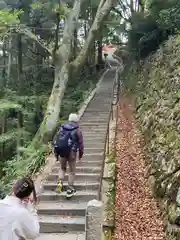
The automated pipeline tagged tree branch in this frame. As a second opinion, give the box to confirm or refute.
[56,0,84,62]
[19,28,52,56]
[72,0,118,72]
[119,0,131,19]
[112,7,131,22]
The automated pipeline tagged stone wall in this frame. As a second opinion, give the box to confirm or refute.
[127,35,180,238]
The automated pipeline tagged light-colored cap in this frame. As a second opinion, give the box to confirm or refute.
[68,113,79,122]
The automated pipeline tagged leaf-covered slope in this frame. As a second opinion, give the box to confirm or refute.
[127,35,180,238]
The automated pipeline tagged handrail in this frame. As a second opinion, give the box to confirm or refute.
[98,66,120,200]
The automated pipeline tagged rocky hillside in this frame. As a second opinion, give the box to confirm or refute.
[125,35,180,239]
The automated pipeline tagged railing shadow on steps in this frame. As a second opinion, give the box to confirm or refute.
[97,66,120,201]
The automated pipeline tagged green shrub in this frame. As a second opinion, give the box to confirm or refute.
[127,13,169,60]
[127,0,180,60]
[0,144,49,198]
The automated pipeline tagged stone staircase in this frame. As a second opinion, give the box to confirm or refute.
[37,69,116,240]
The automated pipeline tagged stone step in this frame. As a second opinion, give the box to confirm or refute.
[81,114,109,117]
[81,127,107,131]
[83,109,110,112]
[37,201,88,216]
[80,121,108,125]
[55,160,103,167]
[84,134,106,140]
[80,120,109,124]
[39,190,97,202]
[83,136,105,141]
[36,233,85,240]
[82,108,110,111]
[52,166,101,174]
[52,154,104,163]
[81,116,109,120]
[47,173,100,182]
[36,70,115,237]
[56,153,104,161]
[43,181,99,192]
[81,126,107,130]
[83,131,107,136]
[82,148,103,154]
[82,143,105,148]
[80,125,107,129]
[83,137,105,141]
[80,120,108,123]
[84,138,105,142]
[85,107,110,111]
[83,136,105,140]
[53,155,104,163]
[82,129,107,132]
[39,215,85,233]
[89,100,111,103]
[82,152,104,159]
[82,113,109,116]
[87,101,111,106]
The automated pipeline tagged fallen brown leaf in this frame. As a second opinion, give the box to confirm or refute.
[114,97,166,240]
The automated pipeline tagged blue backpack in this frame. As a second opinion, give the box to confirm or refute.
[54,125,77,158]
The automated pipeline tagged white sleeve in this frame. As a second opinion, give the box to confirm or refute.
[15,203,40,239]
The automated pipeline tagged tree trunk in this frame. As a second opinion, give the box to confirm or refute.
[33,62,70,144]
[72,0,117,74]
[2,44,6,81]
[32,0,117,145]
[1,112,7,160]
[53,11,60,61]
[33,0,83,144]
[97,29,103,66]
[17,111,23,158]
[73,29,78,59]
[17,34,23,93]
[84,20,87,39]
[7,38,12,88]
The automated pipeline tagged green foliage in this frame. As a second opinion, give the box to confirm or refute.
[53,3,71,16]
[0,9,23,25]
[0,9,23,35]
[31,1,70,16]
[146,0,178,17]
[0,144,49,198]
[0,130,19,144]
[158,5,180,31]
[106,151,116,163]
[0,100,22,113]
[127,12,168,60]
[127,0,180,60]
[30,2,43,9]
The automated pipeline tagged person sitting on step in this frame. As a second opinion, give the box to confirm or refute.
[53,113,84,198]
[0,177,40,240]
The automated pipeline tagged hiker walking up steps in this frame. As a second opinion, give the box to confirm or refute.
[53,113,84,199]
[0,177,39,240]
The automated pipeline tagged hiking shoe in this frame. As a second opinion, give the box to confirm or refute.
[56,181,63,193]
[66,186,76,199]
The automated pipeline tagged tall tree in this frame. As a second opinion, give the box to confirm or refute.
[29,0,118,144]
